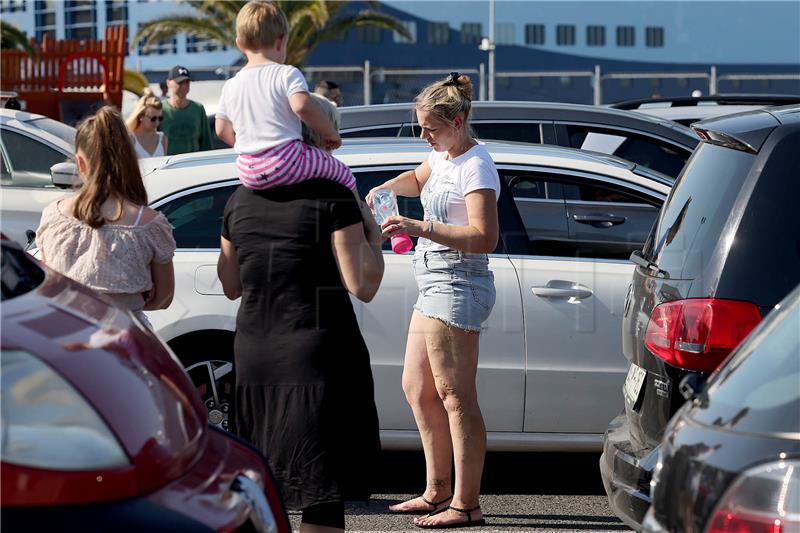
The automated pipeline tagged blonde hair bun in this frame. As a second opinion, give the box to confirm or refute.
[414,72,474,126]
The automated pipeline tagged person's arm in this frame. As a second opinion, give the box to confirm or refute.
[381,189,499,253]
[215,116,236,147]
[289,91,341,151]
[198,104,213,151]
[217,236,242,300]
[365,159,432,206]
[331,218,385,302]
[143,260,175,310]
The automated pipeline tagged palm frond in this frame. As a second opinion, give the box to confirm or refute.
[0,20,36,57]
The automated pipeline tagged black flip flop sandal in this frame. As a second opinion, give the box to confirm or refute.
[389,494,453,515]
[415,504,486,529]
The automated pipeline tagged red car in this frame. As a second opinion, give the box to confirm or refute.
[0,236,289,532]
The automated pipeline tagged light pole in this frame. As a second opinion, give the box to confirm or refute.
[479,0,495,101]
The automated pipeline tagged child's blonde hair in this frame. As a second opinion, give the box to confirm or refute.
[302,93,340,150]
[415,72,473,128]
[236,0,288,51]
[124,88,162,133]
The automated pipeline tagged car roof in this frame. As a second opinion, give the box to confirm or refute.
[339,100,697,147]
[0,109,75,153]
[692,104,800,153]
[611,94,800,110]
[143,138,671,202]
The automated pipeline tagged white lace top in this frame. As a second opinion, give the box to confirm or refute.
[36,200,176,313]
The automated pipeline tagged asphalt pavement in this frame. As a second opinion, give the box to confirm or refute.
[287,451,632,532]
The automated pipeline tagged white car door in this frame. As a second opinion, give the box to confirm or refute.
[499,166,664,434]
[352,167,526,436]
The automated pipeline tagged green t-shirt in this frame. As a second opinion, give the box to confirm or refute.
[161,99,212,155]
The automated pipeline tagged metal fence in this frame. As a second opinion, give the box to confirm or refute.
[184,62,800,106]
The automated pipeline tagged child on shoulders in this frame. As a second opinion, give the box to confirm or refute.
[215,1,355,191]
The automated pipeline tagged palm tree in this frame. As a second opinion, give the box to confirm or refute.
[133,1,411,66]
[0,20,36,56]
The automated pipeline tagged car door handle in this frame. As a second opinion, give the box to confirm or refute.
[572,214,627,228]
[532,281,593,301]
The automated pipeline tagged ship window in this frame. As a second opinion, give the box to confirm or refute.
[356,27,382,43]
[586,25,605,46]
[646,27,664,48]
[394,20,416,44]
[525,24,545,45]
[616,26,635,47]
[427,22,450,44]
[461,22,482,45]
[556,24,575,46]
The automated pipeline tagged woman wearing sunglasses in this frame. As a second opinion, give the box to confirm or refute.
[125,88,168,158]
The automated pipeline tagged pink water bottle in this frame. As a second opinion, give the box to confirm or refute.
[372,188,413,254]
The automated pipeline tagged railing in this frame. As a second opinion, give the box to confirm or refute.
[162,61,800,106]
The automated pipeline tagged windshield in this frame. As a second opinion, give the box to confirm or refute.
[27,117,76,148]
[691,289,800,436]
[1,245,45,301]
[642,143,753,278]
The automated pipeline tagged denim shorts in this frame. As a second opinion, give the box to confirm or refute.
[412,250,496,332]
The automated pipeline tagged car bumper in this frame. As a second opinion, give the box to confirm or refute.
[599,412,660,531]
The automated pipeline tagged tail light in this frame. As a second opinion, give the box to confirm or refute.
[644,298,761,372]
[706,460,799,533]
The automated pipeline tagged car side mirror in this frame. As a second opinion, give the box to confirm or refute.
[51,162,79,189]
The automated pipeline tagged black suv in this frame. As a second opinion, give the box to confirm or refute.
[600,105,800,530]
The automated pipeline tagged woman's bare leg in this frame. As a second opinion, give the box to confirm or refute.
[415,321,485,527]
[389,311,453,513]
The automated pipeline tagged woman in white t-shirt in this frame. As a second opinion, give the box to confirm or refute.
[367,73,499,529]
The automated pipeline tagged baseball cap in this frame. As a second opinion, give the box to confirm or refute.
[168,65,191,83]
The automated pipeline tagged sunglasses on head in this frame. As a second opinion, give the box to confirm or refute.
[146,116,163,123]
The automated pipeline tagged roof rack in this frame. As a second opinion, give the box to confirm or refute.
[610,94,800,110]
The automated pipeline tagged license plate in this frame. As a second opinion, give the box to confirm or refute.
[624,364,647,406]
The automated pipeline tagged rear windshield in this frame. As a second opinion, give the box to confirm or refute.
[1,245,45,301]
[643,143,754,279]
[690,291,800,436]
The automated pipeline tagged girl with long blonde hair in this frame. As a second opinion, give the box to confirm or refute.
[36,106,176,326]
[126,88,168,158]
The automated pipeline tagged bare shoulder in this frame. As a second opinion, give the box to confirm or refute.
[138,206,162,225]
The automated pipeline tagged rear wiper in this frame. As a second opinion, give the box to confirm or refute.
[630,250,669,278]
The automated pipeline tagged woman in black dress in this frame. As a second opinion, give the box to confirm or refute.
[217,179,385,531]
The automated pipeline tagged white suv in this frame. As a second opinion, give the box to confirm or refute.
[136,139,670,451]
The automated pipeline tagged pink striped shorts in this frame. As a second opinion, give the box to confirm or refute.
[236,139,356,190]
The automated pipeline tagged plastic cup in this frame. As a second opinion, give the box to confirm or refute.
[391,234,413,254]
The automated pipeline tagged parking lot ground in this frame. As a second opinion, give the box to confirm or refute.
[286,451,632,532]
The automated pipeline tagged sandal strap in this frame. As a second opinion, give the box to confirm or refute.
[421,494,453,507]
[448,504,481,524]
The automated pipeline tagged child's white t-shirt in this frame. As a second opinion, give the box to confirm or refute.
[216,63,308,155]
[416,144,501,253]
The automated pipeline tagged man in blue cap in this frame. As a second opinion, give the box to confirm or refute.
[161,65,212,155]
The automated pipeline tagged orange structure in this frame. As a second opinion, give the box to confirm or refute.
[1,26,126,123]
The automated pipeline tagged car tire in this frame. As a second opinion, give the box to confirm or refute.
[169,331,235,432]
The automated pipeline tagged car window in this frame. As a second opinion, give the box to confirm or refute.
[564,181,661,260]
[563,125,689,178]
[341,127,403,138]
[504,170,661,259]
[644,143,753,278]
[158,185,236,248]
[0,129,69,184]
[27,117,76,147]
[473,122,542,144]
[690,291,800,435]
